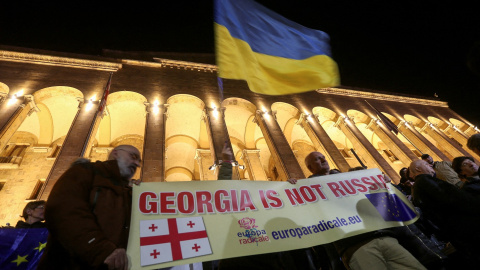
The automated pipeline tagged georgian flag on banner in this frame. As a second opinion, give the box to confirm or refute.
[139,217,212,266]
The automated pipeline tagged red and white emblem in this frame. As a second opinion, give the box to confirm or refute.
[139,217,212,266]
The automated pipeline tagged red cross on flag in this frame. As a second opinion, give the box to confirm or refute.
[139,217,212,267]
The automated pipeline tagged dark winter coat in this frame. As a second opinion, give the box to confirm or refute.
[217,162,233,180]
[37,159,132,270]
[413,173,480,257]
[15,220,46,228]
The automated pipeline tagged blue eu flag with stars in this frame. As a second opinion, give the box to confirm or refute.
[0,228,48,270]
[365,192,417,222]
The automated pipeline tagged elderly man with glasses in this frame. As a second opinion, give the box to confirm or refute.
[38,145,141,270]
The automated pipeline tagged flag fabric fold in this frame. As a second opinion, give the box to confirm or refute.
[365,192,417,222]
[214,0,340,95]
[98,72,113,114]
[365,100,399,135]
[0,228,49,270]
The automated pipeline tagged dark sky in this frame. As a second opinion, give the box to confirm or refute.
[2,1,480,124]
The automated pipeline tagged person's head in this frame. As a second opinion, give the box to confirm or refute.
[452,156,479,178]
[405,167,415,181]
[421,154,434,165]
[400,177,414,188]
[109,145,141,181]
[399,167,408,178]
[305,152,330,176]
[329,169,341,174]
[21,200,46,224]
[467,134,480,156]
[409,159,435,179]
[348,166,365,172]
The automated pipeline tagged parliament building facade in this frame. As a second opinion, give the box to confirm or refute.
[0,46,478,225]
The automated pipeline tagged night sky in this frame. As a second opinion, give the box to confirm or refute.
[1,1,480,124]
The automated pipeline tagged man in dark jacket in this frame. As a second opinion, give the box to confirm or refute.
[409,159,480,260]
[38,145,141,270]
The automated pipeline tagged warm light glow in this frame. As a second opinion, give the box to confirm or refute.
[8,89,24,104]
[304,110,312,120]
[90,95,97,102]
[212,106,219,119]
[15,89,24,97]
[152,100,160,114]
[7,98,17,105]
[262,108,270,119]
[86,102,94,111]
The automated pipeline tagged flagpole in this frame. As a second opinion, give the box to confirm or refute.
[98,72,113,117]
[350,148,367,169]
[364,100,423,155]
[80,72,113,157]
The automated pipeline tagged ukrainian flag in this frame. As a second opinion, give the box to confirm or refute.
[214,0,340,96]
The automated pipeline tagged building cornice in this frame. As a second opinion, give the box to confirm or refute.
[317,87,448,107]
[122,59,163,68]
[0,50,121,71]
[153,58,217,73]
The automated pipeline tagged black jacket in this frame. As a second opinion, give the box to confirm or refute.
[15,220,46,228]
[413,174,480,256]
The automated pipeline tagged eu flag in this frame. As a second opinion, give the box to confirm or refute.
[365,192,417,222]
[0,228,48,270]
[214,0,340,95]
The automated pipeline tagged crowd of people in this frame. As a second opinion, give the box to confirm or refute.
[4,134,480,269]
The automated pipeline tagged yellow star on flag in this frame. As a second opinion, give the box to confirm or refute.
[11,254,28,266]
[34,242,47,252]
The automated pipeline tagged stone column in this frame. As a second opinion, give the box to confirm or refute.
[194,149,217,180]
[0,95,39,153]
[443,125,480,161]
[421,123,466,160]
[463,126,478,138]
[298,113,350,172]
[397,121,448,161]
[204,106,240,180]
[337,117,399,182]
[141,103,166,182]
[367,119,418,166]
[255,110,305,181]
[39,98,100,199]
[241,149,268,180]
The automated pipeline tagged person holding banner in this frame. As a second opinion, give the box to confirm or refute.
[218,142,234,180]
[292,152,426,270]
[38,145,141,270]
[218,144,314,269]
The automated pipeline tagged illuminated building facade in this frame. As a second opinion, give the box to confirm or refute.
[1,46,478,225]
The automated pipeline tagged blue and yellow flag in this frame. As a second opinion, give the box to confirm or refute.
[214,0,340,95]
